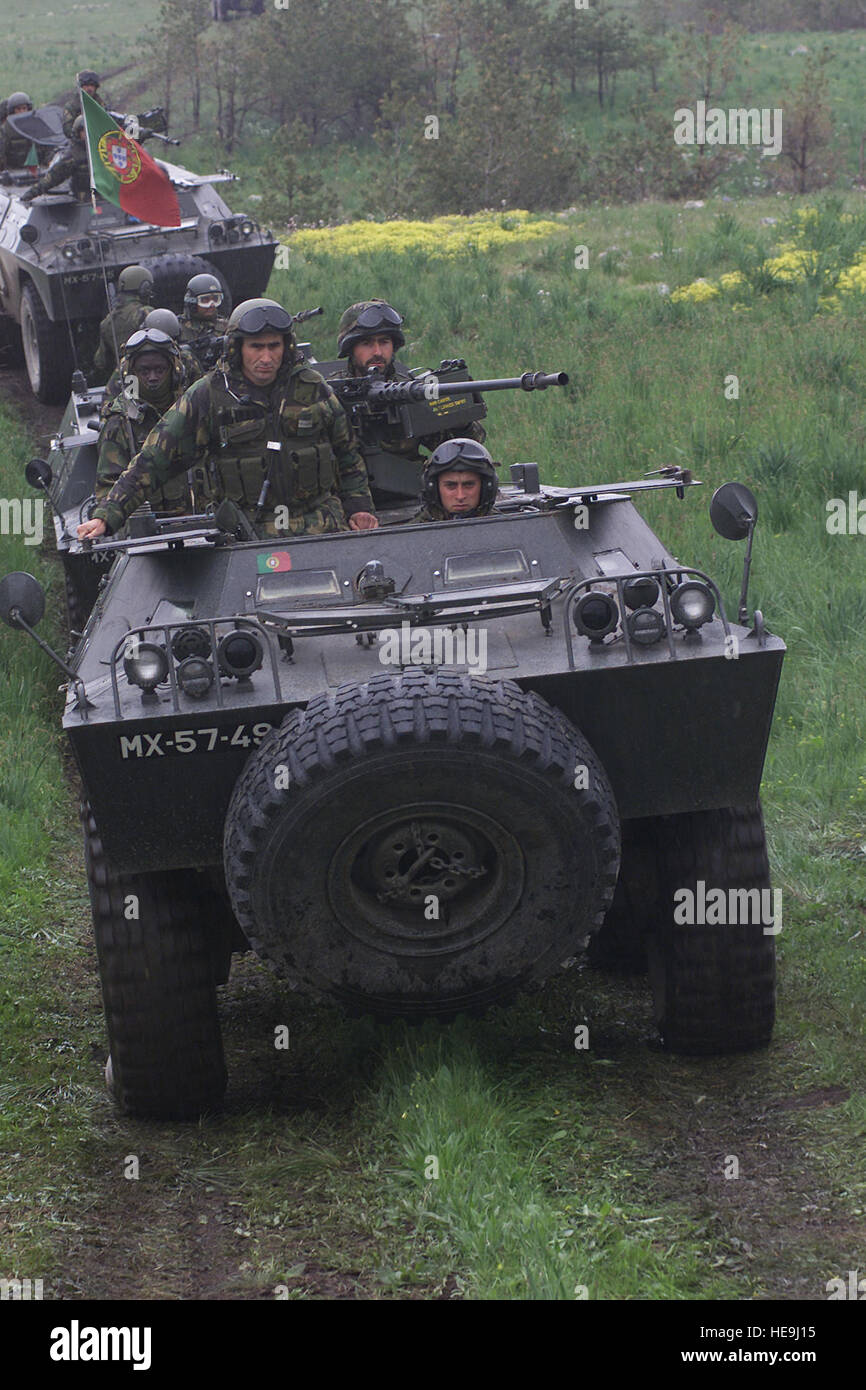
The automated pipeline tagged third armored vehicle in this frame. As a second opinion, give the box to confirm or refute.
[2,452,784,1119]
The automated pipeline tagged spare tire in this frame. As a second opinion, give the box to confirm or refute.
[224,670,620,1017]
[138,252,232,317]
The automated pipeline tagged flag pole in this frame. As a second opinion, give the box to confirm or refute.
[81,90,132,433]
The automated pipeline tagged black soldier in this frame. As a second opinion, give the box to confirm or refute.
[413,439,499,522]
[20,114,90,201]
[77,298,379,542]
[325,299,487,503]
[95,328,195,519]
[0,93,41,172]
[101,308,202,410]
[62,71,105,139]
[91,266,154,380]
[179,273,229,371]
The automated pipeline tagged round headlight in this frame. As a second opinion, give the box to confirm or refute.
[241,221,254,237]
[670,580,715,630]
[218,629,263,679]
[626,607,666,646]
[624,575,660,611]
[123,641,168,691]
[172,626,211,662]
[574,590,618,641]
[176,655,214,699]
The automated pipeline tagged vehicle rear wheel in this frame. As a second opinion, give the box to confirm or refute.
[224,671,620,1017]
[83,802,228,1119]
[20,283,73,403]
[647,803,776,1054]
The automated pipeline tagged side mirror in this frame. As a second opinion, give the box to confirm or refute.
[19,223,38,245]
[25,457,53,491]
[710,481,758,541]
[0,571,45,629]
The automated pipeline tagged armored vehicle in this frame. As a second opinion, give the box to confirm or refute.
[1,463,784,1120]
[0,138,277,403]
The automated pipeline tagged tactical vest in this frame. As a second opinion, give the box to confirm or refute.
[206,366,338,514]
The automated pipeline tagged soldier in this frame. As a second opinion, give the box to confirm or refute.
[62,70,105,139]
[94,328,195,519]
[91,265,154,380]
[102,309,201,409]
[77,297,378,543]
[0,93,39,172]
[20,114,90,201]
[179,273,229,371]
[413,439,499,522]
[326,299,487,498]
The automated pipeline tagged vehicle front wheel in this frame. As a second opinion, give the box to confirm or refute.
[224,671,620,1017]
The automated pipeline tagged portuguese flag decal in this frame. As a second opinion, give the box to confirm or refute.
[257,552,292,574]
[80,89,180,227]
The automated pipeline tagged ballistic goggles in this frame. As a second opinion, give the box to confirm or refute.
[124,328,175,353]
[354,303,403,332]
[234,304,294,334]
[429,439,491,469]
[196,292,223,309]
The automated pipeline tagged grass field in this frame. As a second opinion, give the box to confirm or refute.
[1,188,864,1302]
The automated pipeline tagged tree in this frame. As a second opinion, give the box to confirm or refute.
[779,49,836,193]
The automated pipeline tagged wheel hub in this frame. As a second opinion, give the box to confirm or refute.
[371,819,486,906]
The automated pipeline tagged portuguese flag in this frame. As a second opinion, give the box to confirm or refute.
[80,89,180,227]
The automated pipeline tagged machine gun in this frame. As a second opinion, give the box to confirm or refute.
[328,364,569,442]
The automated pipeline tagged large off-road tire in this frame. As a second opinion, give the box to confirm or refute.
[224,671,620,1017]
[83,803,228,1119]
[138,253,232,317]
[20,282,73,403]
[0,311,24,367]
[588,817,657,974]
[647,803,776,1054]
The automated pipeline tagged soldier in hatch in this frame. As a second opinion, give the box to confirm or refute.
[325,299,487,505]
[20,113,89,200]
[91,265,154,380]
[179,273,230,371]
[77,297,378,542]
[94,328,195,518]
[62,70,106,139]
[413,439,499,522]
[101,309,201,410]
[0,93,42,172]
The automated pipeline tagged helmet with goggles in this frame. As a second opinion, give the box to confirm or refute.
[337,300,405,358]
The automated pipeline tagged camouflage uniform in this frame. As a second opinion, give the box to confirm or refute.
[62,90,106,139]
[92,297,150,379]
[92,325,375,540]
[20,135,89,199]
[95,336,192,515]
[179,313,230,372]
[0,122,36,172]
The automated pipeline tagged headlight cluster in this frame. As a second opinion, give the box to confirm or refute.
[122,624,264,699]
[208,215,257,245]
[60,236,110,263]
[573,575,716,649]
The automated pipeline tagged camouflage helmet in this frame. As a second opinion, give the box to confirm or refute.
[422,438,498,514]
[144,308,181,339]
[6,93,33,112]
[184,272,224,313]
[117,265,154,300]
[227,298,293,335]
[77,70,100,88]
[337,299,405,358]
[118,327,184,396]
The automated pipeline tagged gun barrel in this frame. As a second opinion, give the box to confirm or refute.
[291,306,324,324]
[359,370,569,404]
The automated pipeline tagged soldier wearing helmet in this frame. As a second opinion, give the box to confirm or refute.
[102,309,202,408]
[91,266,155,379]
[62,71,106,139]
[78,298,378,542]
[0,93,41,172]
[94,328,194,519]
[20,113,90,201]
[179,273,229,371]
[325,298,486,507]
[414,440,499,521]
